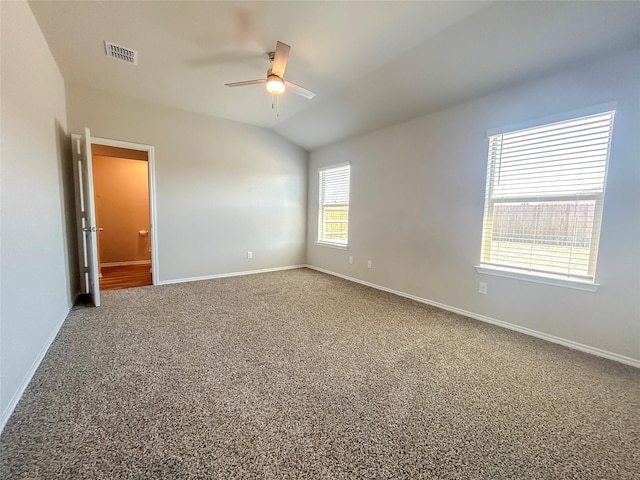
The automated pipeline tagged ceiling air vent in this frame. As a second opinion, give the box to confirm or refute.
[104,41,138,65]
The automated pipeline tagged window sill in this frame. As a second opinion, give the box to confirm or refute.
[474,265,599,292]
[315,241,349,251]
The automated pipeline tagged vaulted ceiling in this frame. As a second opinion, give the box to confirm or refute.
[29,1,640,151]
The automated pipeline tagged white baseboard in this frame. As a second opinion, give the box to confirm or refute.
[157,264,306,286]
[101,260,151,267]
[306,265,640,369]
[0,306,70,434]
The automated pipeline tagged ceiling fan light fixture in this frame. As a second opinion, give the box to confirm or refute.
[266,74,285,95]
[226,42,316,104]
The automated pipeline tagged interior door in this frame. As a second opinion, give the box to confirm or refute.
[72,128,101,306]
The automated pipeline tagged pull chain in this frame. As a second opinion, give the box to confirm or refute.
[270,95,280,117]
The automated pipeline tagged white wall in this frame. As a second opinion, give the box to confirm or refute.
[1,0,75,425]
[307,48,640,363]
[66,85,308,282]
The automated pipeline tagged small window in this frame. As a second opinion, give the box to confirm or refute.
[318,163,350,247]
[479,110,615,285]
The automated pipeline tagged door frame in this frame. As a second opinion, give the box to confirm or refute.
[88,136,159,286]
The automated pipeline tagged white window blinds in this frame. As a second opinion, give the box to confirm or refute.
[480,110,615,282]
[318,163,350,246]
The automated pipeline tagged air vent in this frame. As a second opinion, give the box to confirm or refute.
[104,41,137,65]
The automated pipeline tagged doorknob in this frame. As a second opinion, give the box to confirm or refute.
[83,227,104,232]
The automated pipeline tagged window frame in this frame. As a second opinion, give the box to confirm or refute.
[475,105,616,291]
[316,162,351,249]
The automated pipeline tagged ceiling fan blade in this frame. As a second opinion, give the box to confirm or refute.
[284,80,316,99]
[225,79,266,87]
[271,41,290,78]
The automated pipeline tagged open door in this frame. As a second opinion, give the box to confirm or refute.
[71,128,102,306]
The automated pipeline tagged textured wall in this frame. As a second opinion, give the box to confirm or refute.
[1,0,74,422]
[307,48,640,362]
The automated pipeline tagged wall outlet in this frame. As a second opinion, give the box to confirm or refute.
[247,251,253,259]
[367,260,372,269]
[349,256,353,264]
[478,281,487,295]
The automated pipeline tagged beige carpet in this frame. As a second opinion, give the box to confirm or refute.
[1,268,638,479]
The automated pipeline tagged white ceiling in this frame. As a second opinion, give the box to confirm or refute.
[29,1,640,151]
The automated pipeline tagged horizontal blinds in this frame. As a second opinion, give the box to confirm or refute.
[319,165,350,204]
[490,113,613,197]
[481,111,614,281]
[318,164,350,244]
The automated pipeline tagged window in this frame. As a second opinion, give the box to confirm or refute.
[478,110,615,287]
[318,163,350,247]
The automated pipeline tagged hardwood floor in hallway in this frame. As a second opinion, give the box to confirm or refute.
[99,264,152,290]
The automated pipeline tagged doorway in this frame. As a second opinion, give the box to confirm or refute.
[91,144,152,290]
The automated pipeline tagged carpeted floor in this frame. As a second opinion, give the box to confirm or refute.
[1,268,638,479]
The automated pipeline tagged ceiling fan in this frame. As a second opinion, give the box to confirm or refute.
[225,41,316,100]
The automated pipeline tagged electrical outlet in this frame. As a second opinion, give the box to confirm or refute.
[367,260,372,269]
[478,282,487,295]
[247,251,253,259]
[349,256,353,264]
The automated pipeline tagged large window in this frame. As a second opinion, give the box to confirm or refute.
[478,110,615,287]
[318,163,350,247]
